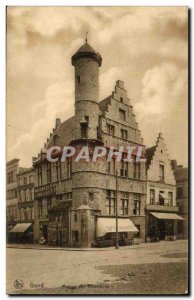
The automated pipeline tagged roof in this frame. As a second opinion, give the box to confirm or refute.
[145,146,156,170]
[72,42,102,66]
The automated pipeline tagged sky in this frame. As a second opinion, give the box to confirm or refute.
[7,6,188,167]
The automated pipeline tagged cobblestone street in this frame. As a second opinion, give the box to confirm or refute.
[7,240,188,294]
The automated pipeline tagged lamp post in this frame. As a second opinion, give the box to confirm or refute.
[115,169,119,249]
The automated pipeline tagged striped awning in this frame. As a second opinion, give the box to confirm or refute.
[9,223,32,233]
[150,212,184,220]
[96,217,138,237]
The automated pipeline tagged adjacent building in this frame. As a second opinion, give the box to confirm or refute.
[7,159,21,231]
[15,167,35,242]
[33,41,147,247]
[145,134,183,241]
[172,162,188,239]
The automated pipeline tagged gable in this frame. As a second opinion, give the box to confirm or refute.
[147,134,175,185]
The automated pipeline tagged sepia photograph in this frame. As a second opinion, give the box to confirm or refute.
[6,6,188,295]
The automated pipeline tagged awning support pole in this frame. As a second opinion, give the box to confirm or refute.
[115,169,119,249]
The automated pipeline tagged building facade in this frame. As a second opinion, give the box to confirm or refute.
[33,41,147,247]
[145,134,183,241]
[6,159,21,231]
[172,162,188,239]
[16,167,35,242]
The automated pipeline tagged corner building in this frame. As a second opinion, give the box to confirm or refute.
[33,41,147,247]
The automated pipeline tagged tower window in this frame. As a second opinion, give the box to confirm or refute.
[120,97,123,103]
[81,123,88,138]
[77,76,80,84]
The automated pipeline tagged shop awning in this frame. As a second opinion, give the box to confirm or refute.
[9,223,32,233]
[159,193,165,199]
[150,212,184,220]
[96,217,138,237]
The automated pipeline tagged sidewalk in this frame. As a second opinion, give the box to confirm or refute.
[7,239,187,251]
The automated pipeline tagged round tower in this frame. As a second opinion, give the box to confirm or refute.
[71,40,102,140]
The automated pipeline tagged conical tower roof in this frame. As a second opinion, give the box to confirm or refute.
[72,41,102,66]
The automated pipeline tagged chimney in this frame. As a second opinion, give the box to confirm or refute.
[116,80,124,89]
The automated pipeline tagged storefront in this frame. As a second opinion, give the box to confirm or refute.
[147,212,184,241]
[9,223,33,243]
[95,217,139,247]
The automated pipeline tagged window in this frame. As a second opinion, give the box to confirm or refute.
[47,198,52,212]
[119,109,126,121]
[106,159,115,174]
[37,166,42,186]
[77,76,80,84]
[57,194,63,201]
[29,175,33,184]
[150,189,155,204]
[56,161,61,181]
[120,193,129,215]
[89,192,94,201]
[38,201,42,218]
[47,163,51,183]
[133,194,141,215]
[81,123,88,138]
[159,163,164,182]
[66,192,72,200]
[106,190,116,215]
[159,191,165,205]
[24,177,27,185]
[120,160,128,177]
[107,124,115,136]
[120,97,123,103]
[67,158,72,178]
[72,231,78,242]
[121,129,128,140]
[7,171,14,183]
[177,187,183,199]
[74,213,78,222]
[168,192,173,206]
[133,162,140,179]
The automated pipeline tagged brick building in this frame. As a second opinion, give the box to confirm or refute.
[33,41,147,247]
[145,134,183,241]
[172,162,188,239]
